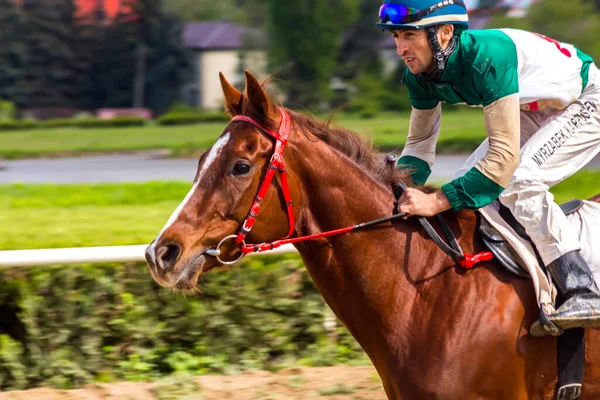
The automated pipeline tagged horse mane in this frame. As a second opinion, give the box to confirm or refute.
[290,111,416,188]
[246,75,416,190]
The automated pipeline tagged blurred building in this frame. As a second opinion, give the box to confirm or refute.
[182,21,267,110]
[182,21,405,110]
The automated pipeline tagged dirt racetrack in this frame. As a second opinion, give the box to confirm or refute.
[0,366,387,400]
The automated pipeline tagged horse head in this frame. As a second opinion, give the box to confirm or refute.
[145,71,305,290]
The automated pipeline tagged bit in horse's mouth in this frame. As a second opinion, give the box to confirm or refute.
[149,247,225,290]
[172,252,209,289]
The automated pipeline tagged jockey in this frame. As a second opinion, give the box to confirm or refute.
[377,0,600,335]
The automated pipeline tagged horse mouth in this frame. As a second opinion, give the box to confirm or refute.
[150,251,210,290]
[175,253,208,290]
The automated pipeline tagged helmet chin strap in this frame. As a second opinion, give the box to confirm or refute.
[420,26,458,82]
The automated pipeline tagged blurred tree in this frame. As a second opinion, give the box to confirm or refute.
[164,0,240,22]
[268,0,359,110]
[489,0,600,61]
[235,0,269,28]
[141,13,191,112]
[332,0,386,111]
[72,20,104,110]
[5,0,104,111]
[91,0,190,113]
[335,0,383,81]
[134,0,190,113]
[0,0,27,106]
[0,0,103,110]
[60,0,106,111]
[164,0,267,28]
[90,10,138,109]
[16,0,82,108]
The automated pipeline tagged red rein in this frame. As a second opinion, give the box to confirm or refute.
[228,108,494,269]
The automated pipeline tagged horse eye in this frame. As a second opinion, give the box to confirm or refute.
[232,161,251,176]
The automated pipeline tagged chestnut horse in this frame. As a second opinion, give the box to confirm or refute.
[145,71,600,399]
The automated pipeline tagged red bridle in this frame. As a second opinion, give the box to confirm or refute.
[231,108,295,245]
[213,107,493,269]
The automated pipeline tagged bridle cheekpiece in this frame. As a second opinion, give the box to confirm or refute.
[212,108,295,264]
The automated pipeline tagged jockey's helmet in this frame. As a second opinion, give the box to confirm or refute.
[376,0,469,80]
[376,0,469,33]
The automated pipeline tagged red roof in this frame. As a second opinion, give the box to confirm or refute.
[75,0,134,20]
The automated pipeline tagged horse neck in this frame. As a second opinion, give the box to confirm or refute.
[287,137,429,348]
[284,134,513,384]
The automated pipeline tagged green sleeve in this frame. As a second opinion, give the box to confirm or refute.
[397,155,431,186]
[467,32,519,106]
[402,69,439,110]
[441,167,504,210]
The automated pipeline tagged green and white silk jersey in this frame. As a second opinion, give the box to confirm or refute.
[398,28,594,210]
[405,29,593,110]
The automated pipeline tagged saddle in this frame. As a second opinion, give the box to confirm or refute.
[391,179,585,400]
[479,199,584,279]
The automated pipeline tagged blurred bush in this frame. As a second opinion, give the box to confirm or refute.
[71,116,147,128]
[348,74,384,119]
[0,120,39,130]
[165,103,196,113]
[0,117,147,131]
[156,111,230,126]
[41,118,79,128]
[0,256,367,390]
[344,66,412,119]
[0,101,16,121]
[379,85,411,113]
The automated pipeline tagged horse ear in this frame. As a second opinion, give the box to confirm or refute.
[244,70,275,119]
[219,72,243,116]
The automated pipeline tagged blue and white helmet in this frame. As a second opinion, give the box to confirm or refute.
[376,0,469,32]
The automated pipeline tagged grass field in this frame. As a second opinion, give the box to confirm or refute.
[0,109,486,159]
[0,182,189,250]
[2,171,599,250]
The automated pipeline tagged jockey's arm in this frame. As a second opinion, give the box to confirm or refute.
[398,103,442,185]
[397,31,521,216]
[441,94,521,210]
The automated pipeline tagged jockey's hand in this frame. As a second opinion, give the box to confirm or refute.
[396,188,452,218]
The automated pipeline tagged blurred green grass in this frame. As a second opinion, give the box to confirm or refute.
[0,109,486,159]
[0,182,190,250]
[1,171,598,250]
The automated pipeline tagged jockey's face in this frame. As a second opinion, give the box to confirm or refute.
[391,24,454,75]
[392,28,433,75]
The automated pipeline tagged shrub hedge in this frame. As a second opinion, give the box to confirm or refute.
[71,116,147,128]
[0,255,367,390]
[0,117,147,131]
[0,112,230,131]
[0,120,39,131]
[156,111,230,126]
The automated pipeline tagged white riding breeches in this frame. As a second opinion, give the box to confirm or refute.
[454,64,600,266]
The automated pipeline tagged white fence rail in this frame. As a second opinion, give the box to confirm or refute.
[0,244,297,267]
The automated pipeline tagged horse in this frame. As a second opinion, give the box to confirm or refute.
[144,70,600,399]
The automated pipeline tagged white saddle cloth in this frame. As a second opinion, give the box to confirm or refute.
[479,200,600,308]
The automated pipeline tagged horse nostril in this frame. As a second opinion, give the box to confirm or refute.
[145,244,157,269]
[156,243,182,270]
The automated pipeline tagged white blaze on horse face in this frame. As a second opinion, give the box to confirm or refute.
[148,133,231,265]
